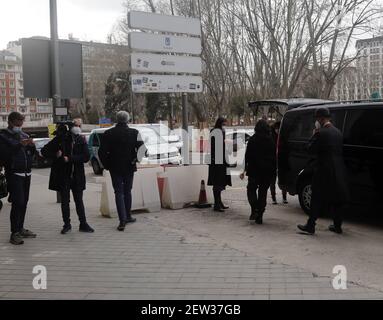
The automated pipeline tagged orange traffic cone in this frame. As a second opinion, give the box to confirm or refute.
[195,180,212,208]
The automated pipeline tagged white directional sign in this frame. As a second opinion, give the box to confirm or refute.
[131,75,203,93]
[128,11,201,36]
[129,32,202,55]
[130,53,202,74]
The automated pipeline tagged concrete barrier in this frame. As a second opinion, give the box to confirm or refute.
[160,165,213,209]
[100,166,163,218]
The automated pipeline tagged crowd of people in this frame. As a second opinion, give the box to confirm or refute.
[0,107,349,245]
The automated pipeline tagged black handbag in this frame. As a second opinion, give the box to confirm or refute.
[0,170,7,199]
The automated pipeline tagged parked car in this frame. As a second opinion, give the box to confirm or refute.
[32,138,52,168]
[136,123,183,152]
[88,126,182,175]
[277,101,383,215]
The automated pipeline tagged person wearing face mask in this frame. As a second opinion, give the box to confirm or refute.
[270,121,288,205]
[0,112,36,245]
[298,108,350,235]
[41,120,94,234]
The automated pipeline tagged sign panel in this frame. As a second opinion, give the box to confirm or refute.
[131,75,203,93]
[22,38,83,99]
[130,53,202,74]
[129,32,202,55]
[128,11,201,36]
[99,117,112,128]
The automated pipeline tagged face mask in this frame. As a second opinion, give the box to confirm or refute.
[12,126,22,133]
[315,121,321,130]
[71,127,82,135]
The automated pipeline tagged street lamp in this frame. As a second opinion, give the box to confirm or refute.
[115,78,134,123]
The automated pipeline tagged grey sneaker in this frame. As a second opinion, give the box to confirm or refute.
[10,233,24,245]
[20,228,37,238]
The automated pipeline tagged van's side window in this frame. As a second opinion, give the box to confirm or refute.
[93,134,100,147]
[289,112,314,140]
[344,109,383,147]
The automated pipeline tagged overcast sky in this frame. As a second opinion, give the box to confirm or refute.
[0,0,126,50]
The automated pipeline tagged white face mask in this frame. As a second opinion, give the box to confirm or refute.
[71,126,82,135]
[315,121,321,130]
[12,126,22,133]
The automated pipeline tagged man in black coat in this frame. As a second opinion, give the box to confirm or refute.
[0,112,37,245]
[98,111,145,231]
[208,117,232,212]
[298,108,350,235]
[240,120,276,224]
[41,121,94,234]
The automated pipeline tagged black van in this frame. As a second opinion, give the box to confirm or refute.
[278,101,383,214]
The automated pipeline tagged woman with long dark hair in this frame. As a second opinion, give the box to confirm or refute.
[240,119,276,224]
[208,117,232,212]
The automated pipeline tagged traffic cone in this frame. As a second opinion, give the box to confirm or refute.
[195,180,212,208]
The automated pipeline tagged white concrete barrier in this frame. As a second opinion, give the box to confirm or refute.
[161,165,213,209]
[100,166,163,218]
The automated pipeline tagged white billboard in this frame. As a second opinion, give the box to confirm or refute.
[128,11,201,36]
[131,75,203,93]
[131,53,202,74]
[129,32,202,55]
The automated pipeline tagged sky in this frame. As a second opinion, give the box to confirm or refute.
[0,0,127,50]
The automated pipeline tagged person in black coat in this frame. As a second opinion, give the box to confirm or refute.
[41,121,94,235]
[240,120,276,224]
[270,121,288,204]
[0,112,37,245]
[298,108,350,235]
[98,111,145,231]
[208,117,232,212]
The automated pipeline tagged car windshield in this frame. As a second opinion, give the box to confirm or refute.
[34,139,50,149]
[135,127,166,145]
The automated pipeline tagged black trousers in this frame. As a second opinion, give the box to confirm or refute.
[213,185,225,208]
[308,191,345,228]
[247,177,269,216]
[270,174,287,201]
[60,183,87,225]
[7,174,31,234]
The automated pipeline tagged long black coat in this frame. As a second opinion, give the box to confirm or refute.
[244,132,276,184]
[308,124,350,205]
[207,128,232,187]
[98,123,145,175]
[41,133,90,191]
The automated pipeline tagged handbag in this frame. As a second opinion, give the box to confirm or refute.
[0,169,7,199]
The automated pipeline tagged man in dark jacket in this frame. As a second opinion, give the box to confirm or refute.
[0,112,36,245]
[298,108,350,235]
[208,117,232,212]
[41,121,94,234]
[98,111,145,231]
[240,120,276,224]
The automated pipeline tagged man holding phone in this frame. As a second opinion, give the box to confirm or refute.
[0,112,36,245]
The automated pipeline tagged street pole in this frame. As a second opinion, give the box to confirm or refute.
[181,92,189,165]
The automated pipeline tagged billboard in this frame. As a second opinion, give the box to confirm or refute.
[128,11,201,36]
[130,53,202,74]
[21,38,83,99]
[129,32,202,55]
[131,75,203,93]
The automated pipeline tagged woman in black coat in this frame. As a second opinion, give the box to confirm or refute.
[41,123,94,234]
[240,120,276,224]
[208,117,232,212]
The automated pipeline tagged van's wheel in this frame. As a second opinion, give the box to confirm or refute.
[91,159,103,175]
[298,181,312,216]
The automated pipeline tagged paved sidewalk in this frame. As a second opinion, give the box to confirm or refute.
[0,173,382,300]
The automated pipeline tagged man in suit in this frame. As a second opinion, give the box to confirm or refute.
[0,112,36,245]
[298,108,350,235]
[98,111,145,231]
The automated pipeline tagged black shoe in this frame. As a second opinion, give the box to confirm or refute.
[249,211,257,221]
[220,203,229,210]
[214,207,224,212]
[10,233,24,245]
[272,200,278,205]
[20,228,37,238]
[255,216,263,224]
[79,223,95,233]
[329,225,343,234]
[125,217,137,224]
[283,200,288,204]
[61,224,72,234]
[117,221,126,231]
[297,224,315,235]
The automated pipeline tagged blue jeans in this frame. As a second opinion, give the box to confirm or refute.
[110,172,134,223]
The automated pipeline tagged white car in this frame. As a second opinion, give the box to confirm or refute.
[88,125,182,175]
